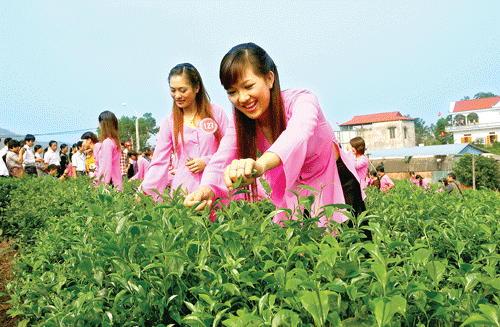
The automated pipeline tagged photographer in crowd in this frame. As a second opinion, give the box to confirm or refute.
[5,139,26,177]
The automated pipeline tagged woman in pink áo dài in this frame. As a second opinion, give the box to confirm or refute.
[130,148,153,181]
[94,111,123,190]
[346,137,369,192]
[184,43,366,229]
[139,63,229,199]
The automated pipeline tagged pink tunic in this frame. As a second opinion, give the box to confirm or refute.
[95,138,123,190]
[419,178,430,189]
[130,156,150,180]
[347,152,369,190]
[140,104,229,197]
[380,174,395,191]
[201,89,364,227]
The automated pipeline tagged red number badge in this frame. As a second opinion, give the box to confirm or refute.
[200,118,217,134]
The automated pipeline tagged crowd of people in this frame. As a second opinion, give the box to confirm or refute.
[1,42,464,231]
[0,134,155,184]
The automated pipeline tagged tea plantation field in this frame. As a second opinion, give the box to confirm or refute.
[1,177,500,326]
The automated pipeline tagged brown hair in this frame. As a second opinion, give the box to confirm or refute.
[98,111,120,150]
[349,137,366,155]
[169,63,221,152]
[81,131,99,144]
[220,43,287,199]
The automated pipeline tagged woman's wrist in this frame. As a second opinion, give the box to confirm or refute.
[199,186,215,199]
[255,152,281,176]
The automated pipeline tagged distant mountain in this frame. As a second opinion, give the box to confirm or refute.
[0,127,22,138]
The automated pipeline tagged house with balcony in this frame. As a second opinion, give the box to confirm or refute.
[336,111,416,150]
[446,97,500,144]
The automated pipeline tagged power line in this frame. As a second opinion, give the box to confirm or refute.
[0,128,97,138]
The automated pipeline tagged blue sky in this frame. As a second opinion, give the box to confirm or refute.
[1,0,499,144]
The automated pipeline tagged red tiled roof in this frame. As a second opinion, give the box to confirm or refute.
[340,111,414,126]
[452,97,500,113]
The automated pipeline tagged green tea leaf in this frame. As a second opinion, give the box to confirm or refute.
[300,290,329,326]
[426,260,447,286]
[373,297,397,327]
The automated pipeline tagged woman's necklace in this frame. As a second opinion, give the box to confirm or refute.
[185,110,198,125]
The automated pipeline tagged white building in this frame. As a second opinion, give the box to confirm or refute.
[336,111,416,150]
[447,97,500,144]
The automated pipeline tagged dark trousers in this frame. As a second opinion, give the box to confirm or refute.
[336,158,372,240]
[336,158,366,218]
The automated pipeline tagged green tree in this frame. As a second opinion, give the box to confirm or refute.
[460,92,498,100]
[432,117,452,144]
[98,113,159,150]
[474,92,498,99]
[406,116,433,145]
[470,141,500,156]
[452,153,500,190]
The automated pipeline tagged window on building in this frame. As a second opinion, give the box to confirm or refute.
[403,127,407,139]
[388,127,396,139]
[461,134,472,143]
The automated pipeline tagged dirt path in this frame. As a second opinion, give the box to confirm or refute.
[0,241,19,327]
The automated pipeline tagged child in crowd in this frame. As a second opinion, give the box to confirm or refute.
[34,145,45,177]
[81,131,101,171]
[46,164,68,180]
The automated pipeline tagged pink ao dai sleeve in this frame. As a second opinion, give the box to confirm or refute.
[95,138,123,190]
[93,142,101,170]
[346,152,369,190]
[140,104,229,198]
[201,89,365,227]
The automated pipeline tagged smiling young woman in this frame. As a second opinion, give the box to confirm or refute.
[185,43,366,229]
[139,63,229,199]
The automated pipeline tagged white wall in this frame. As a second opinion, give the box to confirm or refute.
[336,120,415,150]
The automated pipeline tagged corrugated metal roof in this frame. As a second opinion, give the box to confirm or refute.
[340,111,414,126]
[366,143,488,159]
[451,97,500,113]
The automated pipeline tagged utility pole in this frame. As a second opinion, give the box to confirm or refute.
[472,154,476,190]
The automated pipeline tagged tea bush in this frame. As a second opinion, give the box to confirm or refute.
[2,178,500,326]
